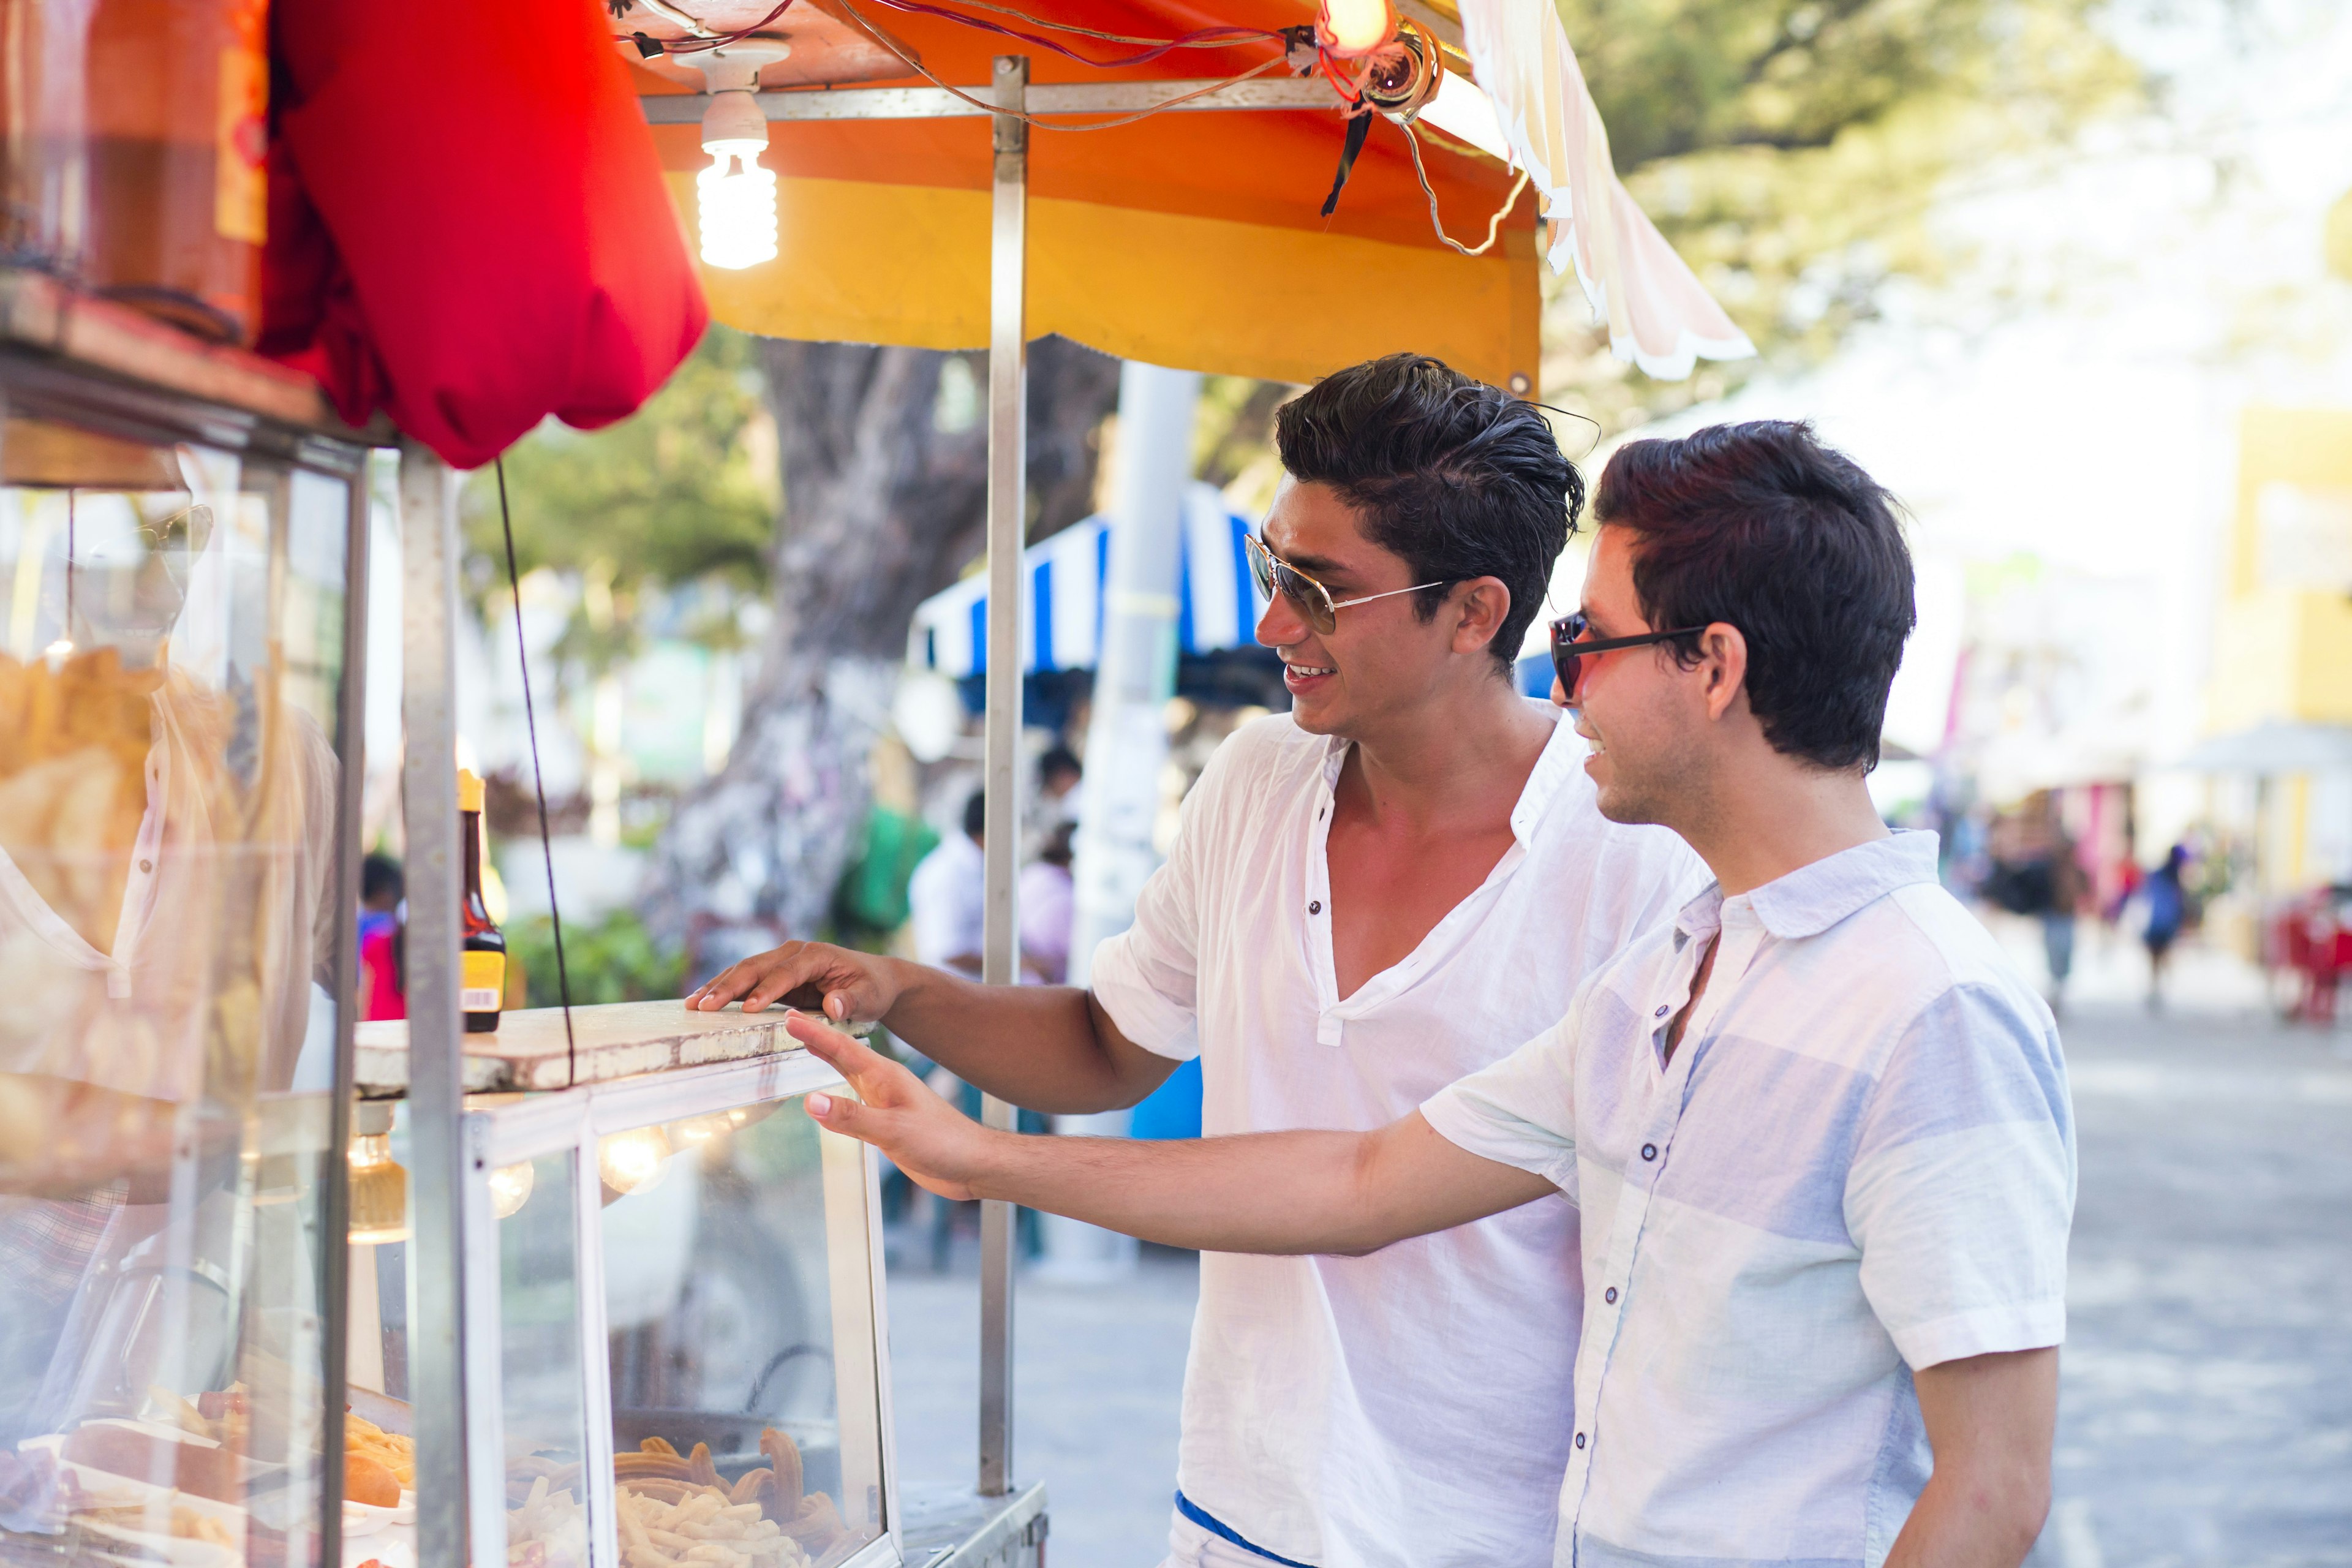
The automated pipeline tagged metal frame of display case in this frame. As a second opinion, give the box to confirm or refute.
[0,266,382,1568]
[452,1052,905,1568]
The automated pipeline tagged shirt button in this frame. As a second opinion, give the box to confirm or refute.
[1308,900,1322,915]
[1574,1433,1586,1449]
[1653,1005,1669,1019]
[1642,1144,1657,1161]
[1604,1287,1617,1304]
[138,859,153,873]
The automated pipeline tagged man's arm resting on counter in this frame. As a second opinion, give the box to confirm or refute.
[790,1014,1557,1256]
[1885,1347,2059,1568]
[686,940,1177,1114]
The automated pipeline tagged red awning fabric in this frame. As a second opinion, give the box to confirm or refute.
[262,0,709,469]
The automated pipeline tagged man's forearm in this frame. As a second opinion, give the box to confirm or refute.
[1882,1466,2048,1568]
[957,1114,1556,1256]
[962,1124,1399,1254]
[879,960,1169,1114]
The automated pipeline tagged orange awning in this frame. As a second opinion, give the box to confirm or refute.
[631,0,1541,388]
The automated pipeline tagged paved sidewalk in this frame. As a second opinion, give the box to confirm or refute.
[2029,1002,2352,1568]
[884,1242,1199,1566]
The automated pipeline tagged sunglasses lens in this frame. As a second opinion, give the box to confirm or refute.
[1246,537,1276,599]
[1551,616,1585,703]
[1251,538,1336,634]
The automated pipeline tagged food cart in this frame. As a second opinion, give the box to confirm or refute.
[0,3,1746,1566]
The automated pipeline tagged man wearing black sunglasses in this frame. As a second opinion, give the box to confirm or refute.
[688,354,1702,1568]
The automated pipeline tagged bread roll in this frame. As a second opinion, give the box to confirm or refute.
[344,1453,401,1508]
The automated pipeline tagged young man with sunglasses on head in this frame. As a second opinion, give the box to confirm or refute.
[783,421,2076,1568]
[687,353,1704,1568]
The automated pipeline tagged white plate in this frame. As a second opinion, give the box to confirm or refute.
[344,1490,417,1534]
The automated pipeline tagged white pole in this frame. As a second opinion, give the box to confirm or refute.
[1038,360,1201,1282]
[977,52,1027,1500]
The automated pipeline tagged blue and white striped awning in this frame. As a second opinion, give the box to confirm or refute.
[909,483,1269,677]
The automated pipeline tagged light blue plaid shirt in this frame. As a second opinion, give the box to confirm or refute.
[1423,831,2075,1568]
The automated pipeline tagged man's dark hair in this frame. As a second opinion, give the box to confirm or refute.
[1275,353,1582,673]
[1038,746,1081,785]
[962,789,987,840]
[361,853,403,905]
[1594,420,1914,771]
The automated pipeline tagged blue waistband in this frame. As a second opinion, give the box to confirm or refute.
[1174,1491,1318,1568]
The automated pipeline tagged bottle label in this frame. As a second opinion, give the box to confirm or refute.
[214,0,270,244]
[462,951,507,1014]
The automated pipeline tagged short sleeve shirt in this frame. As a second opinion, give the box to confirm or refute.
[1422,831,2076,1568]
[1090,708,1708,1568]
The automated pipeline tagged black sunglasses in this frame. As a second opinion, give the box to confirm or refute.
[1549,613,1712,703]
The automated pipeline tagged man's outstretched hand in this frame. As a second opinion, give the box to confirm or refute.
[687,941,898,1022]
[789,1012,997,1201]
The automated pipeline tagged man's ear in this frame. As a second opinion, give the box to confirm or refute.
[1451,576,1513,657]
[1697,623,1749,722]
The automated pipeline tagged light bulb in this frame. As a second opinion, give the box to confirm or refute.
[347,1129,410,1245]
[698,145,778,270]
[598,1127,673,1196]
[489,1160,536,1219]
[667,1112,736,1152]
[1318,0,1395,55]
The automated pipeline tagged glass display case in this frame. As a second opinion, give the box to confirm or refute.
[0,271,1041,1568]
[455,1052,895,1568]
[0,275,369,1567]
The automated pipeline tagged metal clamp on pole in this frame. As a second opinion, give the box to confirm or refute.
[978,51,1028,1502]
[398,440,475,1566]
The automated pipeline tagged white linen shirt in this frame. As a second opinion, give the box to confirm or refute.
[1091,707,1705,1568]
[1422,832,2076,1568]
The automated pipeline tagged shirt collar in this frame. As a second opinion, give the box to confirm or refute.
[1318,701,1577,848]
[1676,830,1942,943]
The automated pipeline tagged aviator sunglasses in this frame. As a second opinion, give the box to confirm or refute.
[1549,612,1712,704]
[1243,532,1448,636]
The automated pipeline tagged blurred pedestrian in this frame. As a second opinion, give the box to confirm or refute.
[360,853,402,943]
[908,790,987,979]
[2041,829,2086,1017]
[2143,842,2190,1011]
[1019,820,1077,984]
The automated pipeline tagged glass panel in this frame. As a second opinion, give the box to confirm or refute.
[499,1152,589,1568]
[601,1095,884,1568]
[0,402,356,1568]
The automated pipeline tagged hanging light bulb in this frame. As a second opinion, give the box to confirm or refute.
[488,1160,536,1219]
[1318,0,1396,57]
[598,1126,673,1196]
[347,1103,409,1246]
[697,82,778,270]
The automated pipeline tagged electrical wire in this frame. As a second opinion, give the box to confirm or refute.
[1399,118,1530,257]
[858,0,1279,68]
[616,0,796,57]
[872,0,1277,53]
[494,458,578,1088]
[832,0,1289,132]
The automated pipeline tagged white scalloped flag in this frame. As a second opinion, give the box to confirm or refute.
[1456,0,1756,379]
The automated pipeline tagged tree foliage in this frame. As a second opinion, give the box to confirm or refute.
[1544,0,2143,429]
[459,325,780,603]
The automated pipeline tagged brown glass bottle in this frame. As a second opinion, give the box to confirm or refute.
[458,769,506,1034]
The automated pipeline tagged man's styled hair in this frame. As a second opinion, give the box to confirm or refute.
[1275,353,1583,673]
[1595,421,1914,771]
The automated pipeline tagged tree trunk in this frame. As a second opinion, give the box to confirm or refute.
[649,336,1117,973]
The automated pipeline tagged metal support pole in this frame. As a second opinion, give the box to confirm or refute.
[398,440,472,1565]
[978,51,1027,1502]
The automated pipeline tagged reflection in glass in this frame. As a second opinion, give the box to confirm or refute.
[602,1096,884,1568]
[502,1153,589,1568]
[0,402,356,1567]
